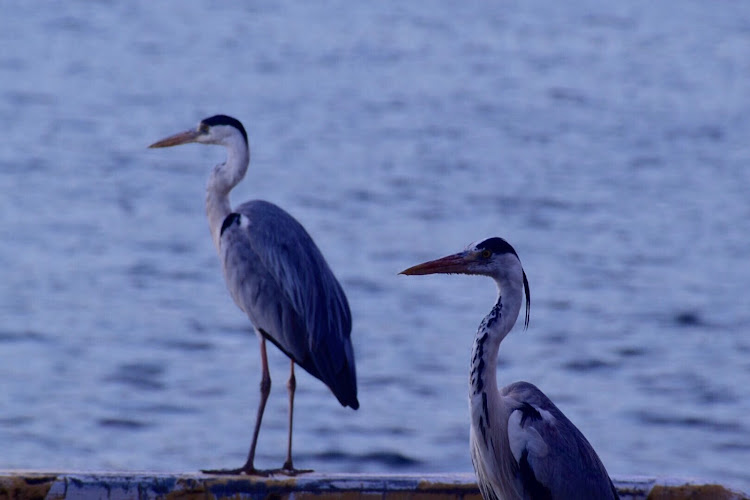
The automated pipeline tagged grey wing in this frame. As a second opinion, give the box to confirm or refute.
[219,200,358,409]
[504,382,618,499]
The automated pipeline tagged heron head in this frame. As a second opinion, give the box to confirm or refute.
[149,115,248,149]
[400,237,530,328]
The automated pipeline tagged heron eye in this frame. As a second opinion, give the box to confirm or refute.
[199,124,209,134]
[481,250,491,258]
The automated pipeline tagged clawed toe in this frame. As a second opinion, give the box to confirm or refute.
[276,465,313,476]
[201,466,272,477]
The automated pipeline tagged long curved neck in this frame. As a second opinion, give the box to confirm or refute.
[205,137,250,252]
[469,278,523,398]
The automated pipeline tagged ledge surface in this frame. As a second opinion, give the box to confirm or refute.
[0,471,747,500]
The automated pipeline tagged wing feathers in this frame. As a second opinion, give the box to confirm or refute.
[501,383,618,499]
[219,201,358,408]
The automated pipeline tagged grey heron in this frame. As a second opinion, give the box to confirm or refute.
[401,237,618,499]
[149,115,358,475]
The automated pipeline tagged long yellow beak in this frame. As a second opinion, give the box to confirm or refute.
[399,252,470,276]
[148,129,201,148]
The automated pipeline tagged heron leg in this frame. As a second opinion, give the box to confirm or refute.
[202,335,272,476]
[245,336,272,471]
[282,360,296,470]
[280,360,312,475]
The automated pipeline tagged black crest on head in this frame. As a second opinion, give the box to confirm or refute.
[476,237,530,329]
[201,115,248,145]
[476,237,519,258]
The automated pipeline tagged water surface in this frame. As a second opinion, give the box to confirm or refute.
[1,0,749,492]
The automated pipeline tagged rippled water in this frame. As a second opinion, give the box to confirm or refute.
[2,0,750,493]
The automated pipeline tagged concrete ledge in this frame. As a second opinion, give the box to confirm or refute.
[0,472,747,500]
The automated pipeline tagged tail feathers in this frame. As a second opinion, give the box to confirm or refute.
[329,363,359,410]
[259,328,358,409]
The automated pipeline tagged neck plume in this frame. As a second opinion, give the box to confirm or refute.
[205,135,250,252]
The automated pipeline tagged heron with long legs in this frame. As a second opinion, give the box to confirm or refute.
[401,237,618,499]
[149,115,358,475]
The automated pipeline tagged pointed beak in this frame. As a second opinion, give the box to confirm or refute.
[148,129,201,148]
[400,252,471,276]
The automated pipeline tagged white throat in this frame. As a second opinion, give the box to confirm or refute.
[204,134,250,253]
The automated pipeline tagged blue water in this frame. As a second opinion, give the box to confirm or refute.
[2,0,750,493]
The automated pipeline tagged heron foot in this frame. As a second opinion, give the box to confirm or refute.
[275,463,313,476]
[201,466,272,476]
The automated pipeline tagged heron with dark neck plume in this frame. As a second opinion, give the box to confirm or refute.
[149,115,358,475]
[401,237,618,499]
